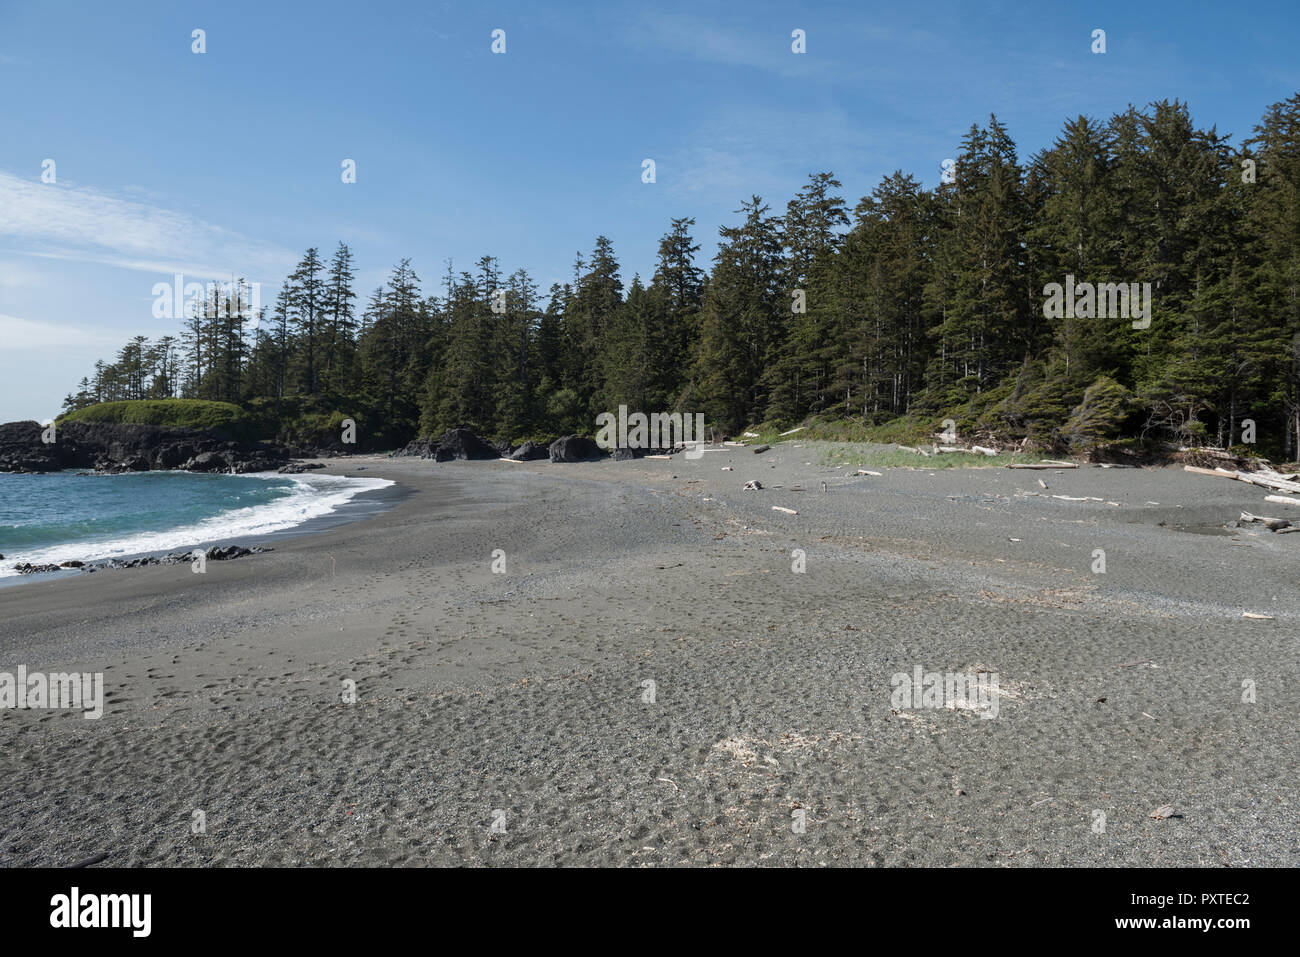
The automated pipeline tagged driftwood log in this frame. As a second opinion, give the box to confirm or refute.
[1239,511,1292,531]
[1184,465,1300,494]
[1264,494,1300,506]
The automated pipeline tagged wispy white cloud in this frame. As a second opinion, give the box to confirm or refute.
[625,11,831,78]
[0,260,45,289]
[659,101,934,205]
[0,170,297,284]
[622,10,948,82]
[0,313,122,350]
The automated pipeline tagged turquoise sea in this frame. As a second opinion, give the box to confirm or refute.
[0,470,392,578]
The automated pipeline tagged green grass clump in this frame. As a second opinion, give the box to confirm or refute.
[59,399,251,435]
[818,442,1043,469]
[740,414,959,449]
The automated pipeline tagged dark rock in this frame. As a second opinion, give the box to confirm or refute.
[14,563,65,574]
[508,440,550,461]
[59,560,84,568]
[278,462,325,474]
[611,447,637,461]
[0,421,68,472]
[432,428,499,461]
[0,419,290,474]
[205,545,251,560]
[391,436,440,459]
[549,435,602,463]
[230,454,285,474]
[153,442,196,469]
[184,451,229,472]
[78,544,272,574]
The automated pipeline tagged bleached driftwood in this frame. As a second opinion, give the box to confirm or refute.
[1264,494,1300,506]
[1239,511,1292,531]
[771,505,797,515]
[1184,465,1300,495]
[1007,462,1080,470]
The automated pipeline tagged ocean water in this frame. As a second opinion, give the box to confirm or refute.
[0,470,393,578]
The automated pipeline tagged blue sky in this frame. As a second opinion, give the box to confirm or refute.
[2,0,1298,422]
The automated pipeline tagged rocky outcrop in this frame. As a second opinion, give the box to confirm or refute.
[0,420,293,474]
[391,429,499,461]
[182,451,228,472]
[549,435,602,463]
[0,421,69,472]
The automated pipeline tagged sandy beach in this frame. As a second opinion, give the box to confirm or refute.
[2,447,1297,866]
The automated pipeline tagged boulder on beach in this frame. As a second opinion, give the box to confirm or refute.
[205,545,252,561]
[508,440,550,461]
[391,436,438,458]
[432,428,500,461]
[610,447,637,461]
[549,435,602,463]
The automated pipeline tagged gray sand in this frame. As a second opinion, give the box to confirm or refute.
[1,448,1297,866]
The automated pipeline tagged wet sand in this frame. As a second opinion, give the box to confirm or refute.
[2,447,1297,866]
